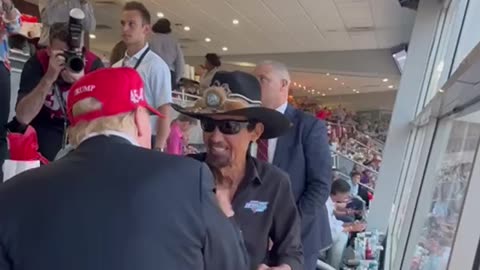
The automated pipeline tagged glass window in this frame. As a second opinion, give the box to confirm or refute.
[408,121,480,270]
[426,0,469,103]
[452,0,480,71]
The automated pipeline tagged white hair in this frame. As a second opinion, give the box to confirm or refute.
[257,60,291,82]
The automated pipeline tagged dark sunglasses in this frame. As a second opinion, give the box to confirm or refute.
[200,118,256,135]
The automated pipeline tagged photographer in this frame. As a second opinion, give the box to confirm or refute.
[14,22,103,161]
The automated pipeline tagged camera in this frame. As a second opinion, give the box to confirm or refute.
[64,8,85,73]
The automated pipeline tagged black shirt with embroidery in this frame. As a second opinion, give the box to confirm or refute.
[190,153,304,270]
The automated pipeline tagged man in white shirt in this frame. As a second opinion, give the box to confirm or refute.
[325,179,366,269]
[113,1,172,151]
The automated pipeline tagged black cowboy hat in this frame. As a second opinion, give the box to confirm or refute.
[171,71,291,139]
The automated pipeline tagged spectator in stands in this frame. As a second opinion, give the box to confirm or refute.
[0,68,249,270]
[38,0,96,48]
[175,71,303,270]
[316,106,329,120]
[166,114,196,155]
[254,60,332,270]
[199,53,221,89]
[350,171,371,209]
[326,179,366,269]
[109,40,126,66]
[150,18,185,90]
[0,0,20,180]
[113,1,172,152]
[14,22,103,161]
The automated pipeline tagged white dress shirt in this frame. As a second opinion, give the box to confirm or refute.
[326,197,345,240]
[113,44,172,134]
[251,102,288,163]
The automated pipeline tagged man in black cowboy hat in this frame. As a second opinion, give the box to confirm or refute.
[172,71,303,270]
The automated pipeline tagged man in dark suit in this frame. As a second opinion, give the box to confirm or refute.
[254,61,333,270]
[0,68,249,270]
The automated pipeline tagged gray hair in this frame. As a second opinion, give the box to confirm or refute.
[257,60,291,82]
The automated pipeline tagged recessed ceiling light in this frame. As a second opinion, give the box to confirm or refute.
[222,47,228,51]
[388,85,394,89]
[322,93,326,96]
[383,78,389,82]
[326,73,330,76]
[298,84,302,87]
[341,82,345,85]
[157,12,164,18]
[232,19,239,25]
[328,88,332,91]
[184,26,191,31]
[356,91,360,94]
[205,37,211,42]
[334,77,338,81]
[293,82,297,86]
[89,34,96,39]
[353,89,356,92]
[439,89,445,93]
[303,86,306,90]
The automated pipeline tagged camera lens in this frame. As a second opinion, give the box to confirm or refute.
[67,56,84,73]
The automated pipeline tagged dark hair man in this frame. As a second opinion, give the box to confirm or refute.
[175,71,303,270]
[113,1,172,152]
[14,22,103,161]
[150,18,185,89]
[199,53,221,89]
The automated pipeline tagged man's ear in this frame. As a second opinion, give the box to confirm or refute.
[253,122,265,141]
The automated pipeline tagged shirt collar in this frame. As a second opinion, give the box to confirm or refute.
[276,102,288,114]
[80,130,139,146]
[245,155,262,185]
[125,43,149,60]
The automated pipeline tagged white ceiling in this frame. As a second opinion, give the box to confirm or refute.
[91,0,416,56]
[218,62,399,97]
[288,71,398,96]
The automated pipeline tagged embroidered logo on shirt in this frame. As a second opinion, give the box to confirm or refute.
[244,200,268,213]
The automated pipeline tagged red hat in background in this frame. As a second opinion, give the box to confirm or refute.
[67,67,164,126]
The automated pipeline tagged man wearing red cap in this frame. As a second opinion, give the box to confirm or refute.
[0,67,249,270]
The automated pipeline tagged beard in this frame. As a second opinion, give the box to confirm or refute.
[205,142,232,169]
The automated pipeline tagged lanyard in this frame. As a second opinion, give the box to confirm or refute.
[52,84,68,148]
[123,47,150,70]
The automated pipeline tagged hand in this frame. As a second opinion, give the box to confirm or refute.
[44,50,65,84]
[257,264,291,270]
[257,264,270,270]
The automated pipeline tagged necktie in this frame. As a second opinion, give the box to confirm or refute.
[257,139,269,162]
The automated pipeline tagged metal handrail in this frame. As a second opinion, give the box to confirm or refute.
[336,170,375,192]
[334,150,379,175]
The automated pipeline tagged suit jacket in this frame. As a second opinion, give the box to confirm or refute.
[357,185,371,209]
[0,135,248,270]
[272,106,333,256]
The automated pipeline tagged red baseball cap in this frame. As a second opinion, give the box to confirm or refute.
[67,67,165,126]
